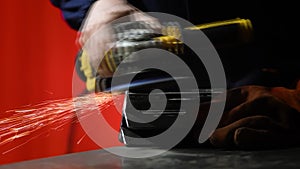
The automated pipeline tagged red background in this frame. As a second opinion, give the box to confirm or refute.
[0,1,79,113]
[0,0,113,165]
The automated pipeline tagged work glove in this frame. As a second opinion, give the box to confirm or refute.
[207,81,300,149]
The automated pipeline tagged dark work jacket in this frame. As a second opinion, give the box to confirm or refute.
[51,0,300,88]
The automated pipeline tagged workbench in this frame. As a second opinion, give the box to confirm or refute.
[1,146,300,169]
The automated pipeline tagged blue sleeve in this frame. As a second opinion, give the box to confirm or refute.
[50,0,96,30]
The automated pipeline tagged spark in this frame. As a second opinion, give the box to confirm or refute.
[0,92,123,154]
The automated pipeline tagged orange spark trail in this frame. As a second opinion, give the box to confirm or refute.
[0,92,124,154]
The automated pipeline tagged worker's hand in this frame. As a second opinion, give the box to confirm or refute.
[208,82,300,149]
[78,0,160,78]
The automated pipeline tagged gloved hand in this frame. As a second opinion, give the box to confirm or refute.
[78,0,160,78]
[208,81,300,149]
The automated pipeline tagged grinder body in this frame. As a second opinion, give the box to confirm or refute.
[76,18,255,147]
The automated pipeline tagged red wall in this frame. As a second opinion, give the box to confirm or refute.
[0,1,80,113]
[0,0,101,165]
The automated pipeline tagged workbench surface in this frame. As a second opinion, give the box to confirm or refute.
[1,146,300,169]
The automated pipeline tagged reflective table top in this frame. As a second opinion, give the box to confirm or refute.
[1,146,300,169]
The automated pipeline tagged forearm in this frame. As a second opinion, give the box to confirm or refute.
[50,0,97,30]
